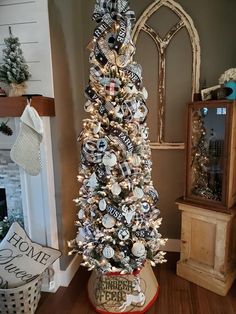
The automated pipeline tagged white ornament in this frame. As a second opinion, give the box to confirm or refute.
[103,246,115,259]
[97,138,108,152]
[118,228,130,241]
[141,202,150,213]
[99,199,107,211]
[122,205,136,224]
[111,182,122,196]
[102,214,116,228]
[78,209,85,220]
[131,242,146,257]
[102,152,117,167]
[133,187,144,199]
[86,172,98,189]
[132,154,141,167]
[142,87,148,100]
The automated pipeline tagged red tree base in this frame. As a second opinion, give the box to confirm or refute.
[88,262,159,313]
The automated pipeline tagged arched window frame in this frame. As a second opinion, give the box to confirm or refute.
[132,0,201,150]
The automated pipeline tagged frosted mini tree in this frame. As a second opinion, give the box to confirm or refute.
[0,27,30,85]
[69,0,167,274]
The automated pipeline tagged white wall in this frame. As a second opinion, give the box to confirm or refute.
[0,0,54,96]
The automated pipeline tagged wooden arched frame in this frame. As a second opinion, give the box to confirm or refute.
[132,0,201,150]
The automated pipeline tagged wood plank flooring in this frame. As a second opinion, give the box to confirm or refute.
[36,253,236,314]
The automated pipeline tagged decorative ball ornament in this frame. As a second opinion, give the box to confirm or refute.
[132,154,141,167]
[97,138,108,152]
[103,245,115,259]
[102,152,117,167]
[99,199,107,211]
[141,202,150,213]
[133,187,144,199]
[118,228,130,241]
[111,182,122,196]
[131,242,146,257]
[102,214,116,229]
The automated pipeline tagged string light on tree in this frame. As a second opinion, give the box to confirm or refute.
[69,0,167,275]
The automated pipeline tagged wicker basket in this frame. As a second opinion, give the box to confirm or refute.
[0,276,42,314]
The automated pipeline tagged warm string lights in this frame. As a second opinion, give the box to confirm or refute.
[68,0,167,274]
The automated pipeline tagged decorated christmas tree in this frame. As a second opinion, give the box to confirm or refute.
[0,27,30,90]
[191,110,215,199]
[69,0,167,275]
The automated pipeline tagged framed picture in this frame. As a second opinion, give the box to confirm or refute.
[201,85,221,101]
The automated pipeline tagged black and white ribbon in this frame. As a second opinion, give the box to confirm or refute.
[93,0,135,25]
[109,128,133,153]
[94,43,109,66]
[85,85,100,102]
[106,204,123,221]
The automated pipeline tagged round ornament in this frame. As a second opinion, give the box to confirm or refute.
[132,154,141,167]
[102,152,117,167]
[111,182,122,196]
[97,138,108,152]
[102,214,116,229]
[118,228,130,241]
[99,199,107,211]
[141,202,150,213]
[103,245,115,259]
[133,187,144,199]
[131,242,146,257]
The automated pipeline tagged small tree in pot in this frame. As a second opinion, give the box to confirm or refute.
[0,27,30,96]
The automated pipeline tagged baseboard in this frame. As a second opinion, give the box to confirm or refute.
[59,254,82,287]
[161,238,180,252]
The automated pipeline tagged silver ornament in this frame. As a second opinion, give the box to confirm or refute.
[111,182,122,196]
[131,242,146,257]
[118,228,130,241]
[99,199,107,211]
[141,202,150,213]
[103,245,115,259]
[133,187,144,199]
[97,138,108,152]
[102,214,116,229]
[102,152,117,167]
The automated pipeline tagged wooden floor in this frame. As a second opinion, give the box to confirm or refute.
[36,253,236,314]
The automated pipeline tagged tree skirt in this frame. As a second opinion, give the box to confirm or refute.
[88,262,159,314]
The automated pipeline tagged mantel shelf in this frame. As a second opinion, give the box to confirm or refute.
[0,96,55,117]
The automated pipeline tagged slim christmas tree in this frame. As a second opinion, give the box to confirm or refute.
[191,110,214,199]
[0,27,30,85]
[69,0,166,275]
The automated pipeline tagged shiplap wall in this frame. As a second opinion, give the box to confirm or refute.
[0,0,54,96]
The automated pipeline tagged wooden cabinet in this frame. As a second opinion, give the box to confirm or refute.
[177,100,236,295]
[184,100,236,212]
[176,199,236,296]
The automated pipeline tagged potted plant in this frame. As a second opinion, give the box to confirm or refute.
[219,68,236,100]
[0,27,31,97]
